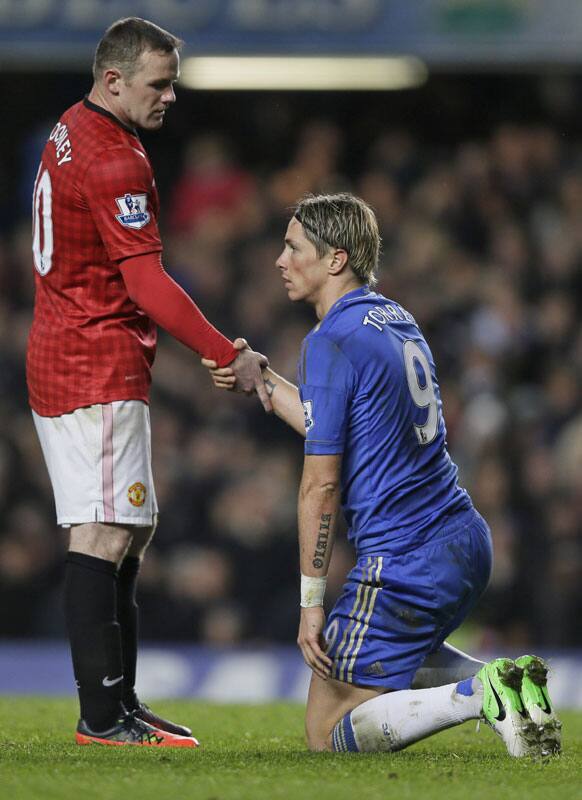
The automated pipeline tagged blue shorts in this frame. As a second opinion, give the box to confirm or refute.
[324,509,493,690]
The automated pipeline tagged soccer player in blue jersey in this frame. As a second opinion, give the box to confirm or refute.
[204,193,561,757]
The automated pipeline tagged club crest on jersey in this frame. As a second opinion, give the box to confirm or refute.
[128,482,147,507]
[302,400,314,432]
[115,193,150,229]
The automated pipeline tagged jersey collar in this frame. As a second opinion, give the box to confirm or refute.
[83,96,139,137]
[329,285,372,314]
[313,285,372,333]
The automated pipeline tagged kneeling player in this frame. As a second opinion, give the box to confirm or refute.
[204,193,561,757]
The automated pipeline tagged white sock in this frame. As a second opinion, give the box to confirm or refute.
[332,679,483,753]
[412,641,484,689]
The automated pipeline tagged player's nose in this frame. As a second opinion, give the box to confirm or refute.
[162,85,176,105]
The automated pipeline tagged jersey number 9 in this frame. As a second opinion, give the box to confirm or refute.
[403,340,439,446]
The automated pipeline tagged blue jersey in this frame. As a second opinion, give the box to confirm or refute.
[298,286,472,556]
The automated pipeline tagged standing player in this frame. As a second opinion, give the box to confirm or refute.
[204,193,561,757]
[27,17,269,747]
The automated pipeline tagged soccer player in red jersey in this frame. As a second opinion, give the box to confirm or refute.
[27,17,269,747]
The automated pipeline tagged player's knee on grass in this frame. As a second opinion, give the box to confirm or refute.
[305,705,335,752]
[305,674,384,753]
[305,722,333,751]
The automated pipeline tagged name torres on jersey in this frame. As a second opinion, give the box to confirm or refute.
[362,302,416,332]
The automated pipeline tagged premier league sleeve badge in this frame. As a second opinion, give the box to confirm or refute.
[115,193,151,229]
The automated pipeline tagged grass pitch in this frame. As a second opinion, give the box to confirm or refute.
[1,698,580,800]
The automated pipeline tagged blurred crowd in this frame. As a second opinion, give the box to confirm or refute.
[0,97,581,651]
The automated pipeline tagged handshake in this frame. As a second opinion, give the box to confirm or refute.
[201,337,272,412]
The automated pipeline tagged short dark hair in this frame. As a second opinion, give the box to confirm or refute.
[93,17,183,81]
[294,193,381,286]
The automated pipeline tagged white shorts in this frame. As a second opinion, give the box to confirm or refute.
[33,400,158,527]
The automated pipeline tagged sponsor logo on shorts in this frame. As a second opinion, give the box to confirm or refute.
[363,660,388,677]
[128,481,147,507]
[115,193,150,229]
[324,618,340,653]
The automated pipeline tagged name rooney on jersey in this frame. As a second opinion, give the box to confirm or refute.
[49,122,73,166]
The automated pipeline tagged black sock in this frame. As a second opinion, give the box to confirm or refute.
[64,552,124,732]
[117,555,141,711]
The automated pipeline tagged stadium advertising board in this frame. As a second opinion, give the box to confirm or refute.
[1,0,582,66]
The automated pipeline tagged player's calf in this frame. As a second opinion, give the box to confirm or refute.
[330,681,484,753]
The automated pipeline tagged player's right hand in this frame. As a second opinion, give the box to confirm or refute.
[202,337,248,387]
[201,359,237,389]
[297,606,332,681]
[202,337,273,412]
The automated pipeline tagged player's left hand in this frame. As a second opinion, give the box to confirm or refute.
[297,606,332,681]
[231,344,271,411]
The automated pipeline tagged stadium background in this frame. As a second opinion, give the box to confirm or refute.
[0,0,580,703]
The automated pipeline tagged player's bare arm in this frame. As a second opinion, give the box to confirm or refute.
[297,454,342,681]
[260,367,305,434]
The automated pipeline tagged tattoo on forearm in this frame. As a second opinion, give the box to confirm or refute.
[312,513,332,569]
[264,378,276,398]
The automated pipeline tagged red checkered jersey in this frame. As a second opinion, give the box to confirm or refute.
[27,99,162,416]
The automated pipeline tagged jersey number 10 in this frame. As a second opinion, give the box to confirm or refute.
[403,340,440,446]
[32,168,53,276]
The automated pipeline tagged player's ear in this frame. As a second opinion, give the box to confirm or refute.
[102,68,124,96]
[328,248,349,276]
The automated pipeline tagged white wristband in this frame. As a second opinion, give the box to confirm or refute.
[300,574,327,608]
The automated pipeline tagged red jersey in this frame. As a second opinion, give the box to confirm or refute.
[27,99,163,416]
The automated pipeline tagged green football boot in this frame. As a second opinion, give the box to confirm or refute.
[476,658,539,757]
[515,655,562,756]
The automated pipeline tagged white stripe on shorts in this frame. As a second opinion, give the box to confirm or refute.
[102,404,115,523]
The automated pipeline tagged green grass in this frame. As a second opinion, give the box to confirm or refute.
[0,698,580,800]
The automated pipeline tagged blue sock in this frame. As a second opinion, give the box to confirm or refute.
[456,677,474,696]
[332,711,359,752]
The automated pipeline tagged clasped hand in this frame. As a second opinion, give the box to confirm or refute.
[202,338,272,411]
